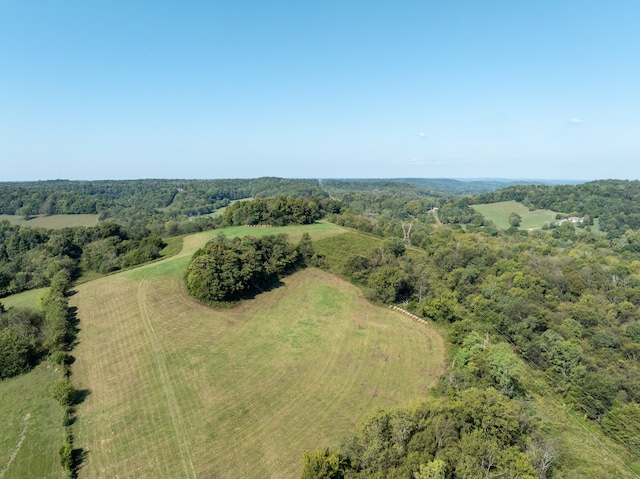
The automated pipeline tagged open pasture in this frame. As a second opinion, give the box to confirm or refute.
[0,214,99,229]
[472,200,560,229]
[69,224,444,478]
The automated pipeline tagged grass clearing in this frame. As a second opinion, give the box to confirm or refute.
[0,214,98,229]
[0,365,65,479]
[472,200,561,230]
[0,288,46,311]
[70,224,444,478]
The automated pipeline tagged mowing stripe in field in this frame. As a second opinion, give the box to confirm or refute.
[137,278,196,479]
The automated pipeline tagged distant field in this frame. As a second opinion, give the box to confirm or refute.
[69,223,445,478]
[0,214,99,229]
[472,200,560,229]
[203,197,253,218]
[0,365,65,479]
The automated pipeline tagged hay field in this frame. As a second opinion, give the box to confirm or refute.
[471,200,559,229]
[69,225,445,478]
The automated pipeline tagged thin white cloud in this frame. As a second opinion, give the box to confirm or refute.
[419,131,428,138]
[568,118,584,125]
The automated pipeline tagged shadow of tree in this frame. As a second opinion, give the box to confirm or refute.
[71,448,88,478]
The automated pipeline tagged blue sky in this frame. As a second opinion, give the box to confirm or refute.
[1,1,639,181]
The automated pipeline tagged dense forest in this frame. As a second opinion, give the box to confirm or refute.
[4,177,640,478]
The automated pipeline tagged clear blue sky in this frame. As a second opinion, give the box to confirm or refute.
[1,1,639,181]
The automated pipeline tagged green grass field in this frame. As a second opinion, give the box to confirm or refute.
[0,365,66,479]
[471,200,560,230]
[0,214,99,229]
[69,223,445,478]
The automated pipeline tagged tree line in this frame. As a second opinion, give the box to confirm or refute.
[221,197,324,227]
[302,388,548,479]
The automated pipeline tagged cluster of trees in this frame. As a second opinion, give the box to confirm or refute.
[185,233,313,303]
[314,234,417,304]
[221,197,323,226]
[0,220,166,296]
[0,304,45,378]
[303,388,549,479]
[78,223,166,274]
[0,269,73,379]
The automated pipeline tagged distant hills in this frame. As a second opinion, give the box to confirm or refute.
[322,177,585,195]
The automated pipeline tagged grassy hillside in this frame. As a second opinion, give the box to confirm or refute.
[471,200,560,229]
[69,223,445,478]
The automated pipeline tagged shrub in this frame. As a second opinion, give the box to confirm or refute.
[52,378,77,406]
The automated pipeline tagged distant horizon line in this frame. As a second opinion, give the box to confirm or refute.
[0,176,622,184]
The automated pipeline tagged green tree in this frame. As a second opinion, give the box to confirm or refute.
[381,237,406,259]
[602,403,640,454]
[297,232,315,264]
[51,378,77,406]
[0,326,37,378]
[414,459,446,479]
[367,266,412,303]
[301,448,348,479]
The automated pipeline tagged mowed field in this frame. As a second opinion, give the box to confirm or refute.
[0,214,99,228]
[70,223,445,478]
[0,366,65,479]
[471,200,560,229]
